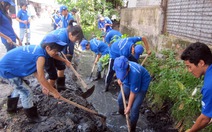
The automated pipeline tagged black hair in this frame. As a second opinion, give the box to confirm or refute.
[41,42,64,52]
[20,2,27,8]
[181,42,212,66]
[67,20,84,43]
[71,8,77,13]
[0,1,12,24]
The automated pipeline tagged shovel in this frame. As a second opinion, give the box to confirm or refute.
[120,85,131,132]
[61,52,95,98]
[89,63,96,80]
[141,54,149,66]
[60,96,106,120]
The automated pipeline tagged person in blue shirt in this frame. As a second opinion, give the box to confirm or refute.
[104,29,122,46]
[41,20,84,92]
[181,42,212,132]
[113,56,151,132]
[97,14,113,33]
[0,34,69,123]
[16,2,31,45]
[60,5,74,28]
[80,38,109,80]
[51,10,61,30]
[0,0,22,51]
[104,36,151,92]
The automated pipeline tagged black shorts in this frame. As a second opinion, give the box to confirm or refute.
[45,57,66,80]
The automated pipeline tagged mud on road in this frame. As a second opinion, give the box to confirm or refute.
[0,47,177,132]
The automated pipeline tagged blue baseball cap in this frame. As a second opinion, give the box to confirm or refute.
[42,34,67,46]
[80,39,88,50]
[113,56,129,81]
[60,5,67,13]
[1,0,15,6]
[134,45,144,60]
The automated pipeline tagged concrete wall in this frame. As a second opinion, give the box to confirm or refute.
[128,0,161,8]
[119,6,164,50]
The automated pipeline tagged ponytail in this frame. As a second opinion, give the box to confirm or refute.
[68,20,78,27]
[67,20,84,42]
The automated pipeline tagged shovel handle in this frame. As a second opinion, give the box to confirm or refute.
[141,54,149,66]
[89,63,96,78]
[61,52,88,89]
[60,96,106,119]
[120,85,131,132]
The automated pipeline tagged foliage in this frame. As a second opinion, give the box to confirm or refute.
[99,54,109,69]
[57,0,122,39]
[143,50,212,131]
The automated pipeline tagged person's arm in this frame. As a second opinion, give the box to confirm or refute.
[125,91,135,114]
[52,53,71,67]
[94,54,101,64]
[188,114,211,132]
[16,17,28,25]
[34,57,61,99]
[142,37,151,55]
[14,32,22,46]
[0,32,13,44]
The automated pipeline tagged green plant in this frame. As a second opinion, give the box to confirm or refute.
[144,49,209,131]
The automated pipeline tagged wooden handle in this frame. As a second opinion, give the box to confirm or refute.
[61,52,88,89]
[60,96,106,119]
[141,54,148,66]
[91,63,95,73]
[120,85,131,132]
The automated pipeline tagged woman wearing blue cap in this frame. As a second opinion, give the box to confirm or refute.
[0,34,67,123]
[113,56,151,132]
[80,38,109,80]
[41,20,84,92]
[0,0,22,51]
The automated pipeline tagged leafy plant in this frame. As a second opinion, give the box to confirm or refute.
[143,50,210,131]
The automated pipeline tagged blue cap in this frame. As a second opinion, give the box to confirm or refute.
[80,39,88,50]
[134,45,144,60]
[60,5,67,13]
[42,34,67,46]
[113,56,129,81]
[1,0,15,6]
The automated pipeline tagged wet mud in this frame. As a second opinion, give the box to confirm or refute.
[0,73,106,132]
[0,49,177,132]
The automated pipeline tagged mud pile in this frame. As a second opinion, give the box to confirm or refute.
[0,73,107,132]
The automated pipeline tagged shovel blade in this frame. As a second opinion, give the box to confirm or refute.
[81,85,95,99]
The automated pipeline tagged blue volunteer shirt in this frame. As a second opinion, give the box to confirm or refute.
[98,17,113,32]
[61,13,74,28]
[90,38,109,55]
[201,64,212,117]
[123,61,151,93]
[110,37,142,59]
[17,9,30,28]
[53,14,61,24]
[0,11,16,43]
[105,29,122,44]
[40,28,74,55]
[0,45,47,78]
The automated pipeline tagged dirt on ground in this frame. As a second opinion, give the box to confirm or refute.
[0,73,107,132]
[0,48,178,132]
